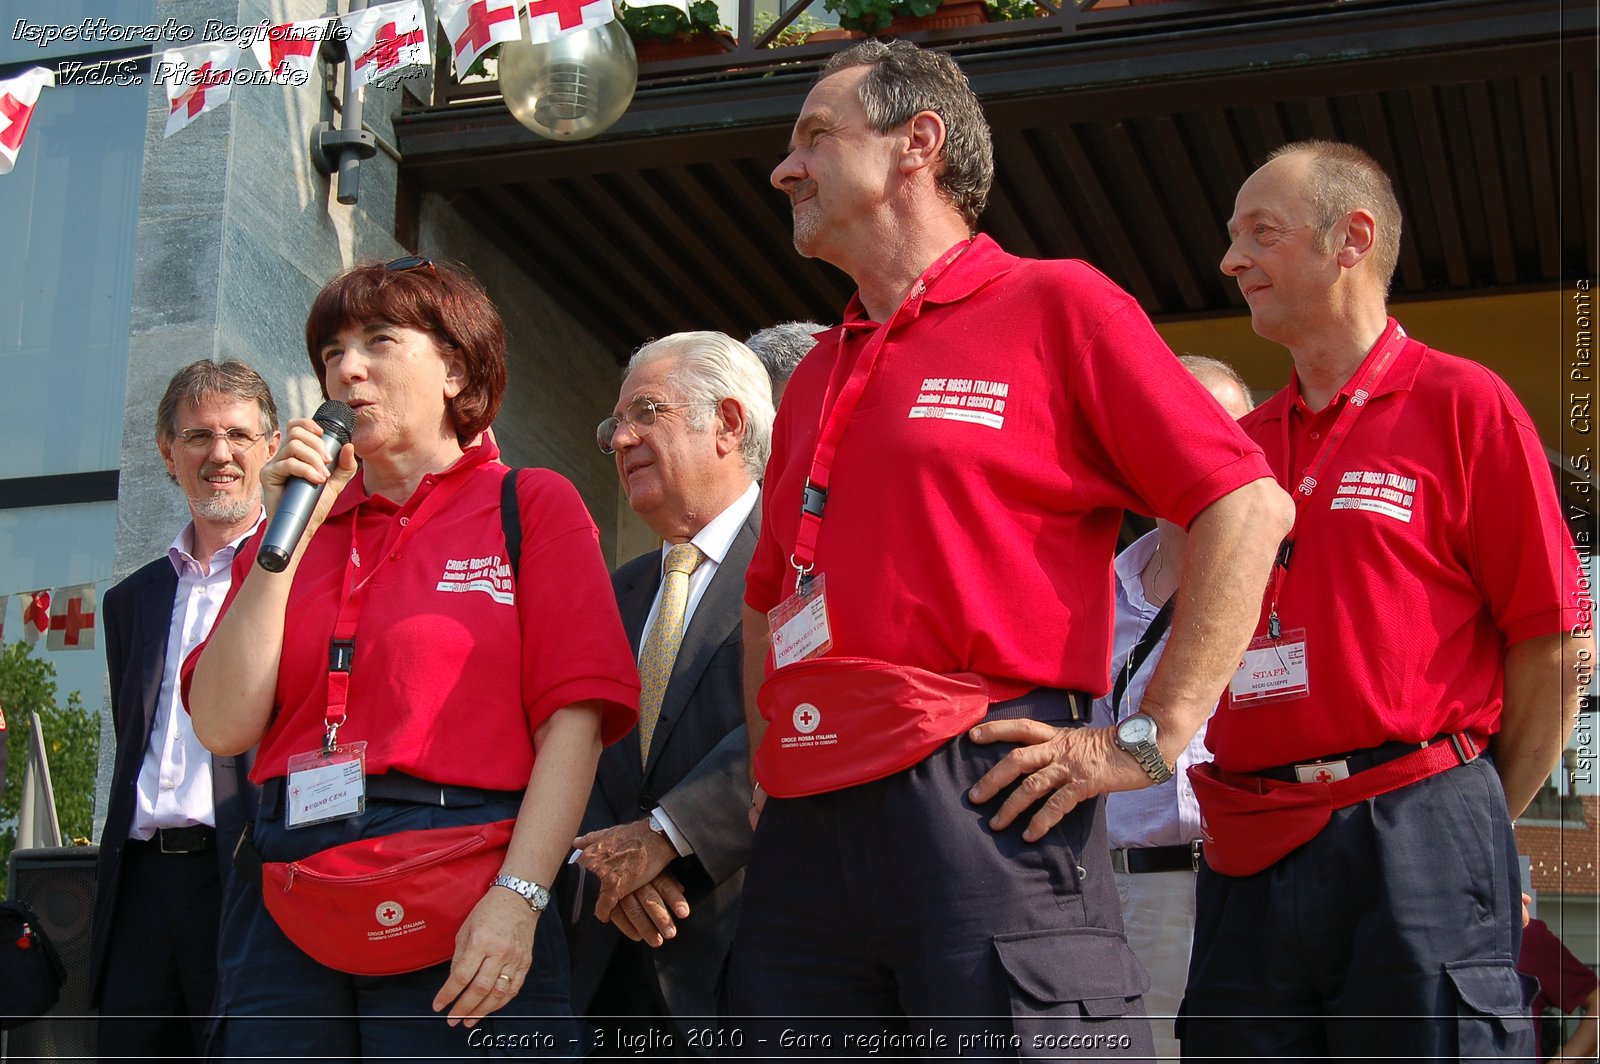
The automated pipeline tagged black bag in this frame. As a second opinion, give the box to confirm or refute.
[0,899,65,1029]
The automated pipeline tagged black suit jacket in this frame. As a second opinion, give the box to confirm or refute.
[568,501,758,1025]
[87,555,256,1007]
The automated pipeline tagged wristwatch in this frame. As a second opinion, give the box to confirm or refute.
[1115,712,1174,784]
[492,873,552,913]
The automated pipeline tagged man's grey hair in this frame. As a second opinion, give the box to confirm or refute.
[822,40,993,229]
[1265,139,1403,294]
[1179,353,1256,413]
[156,359,279,442]
[745,321,825,392]
[628,332,775,480]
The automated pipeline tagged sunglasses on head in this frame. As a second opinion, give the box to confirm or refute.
[384,255,438,278]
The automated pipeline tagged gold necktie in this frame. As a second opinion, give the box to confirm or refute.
[637,542,705,766]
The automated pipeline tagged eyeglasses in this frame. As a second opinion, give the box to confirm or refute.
[175,429,270,453]
[596,398,716,455]
[384,255,438,278]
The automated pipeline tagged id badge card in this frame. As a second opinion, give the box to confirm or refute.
[1228,627,1310,706]
[768,572,834,670]
[284,741,368,828]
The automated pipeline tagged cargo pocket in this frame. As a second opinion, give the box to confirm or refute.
[995,926,1154,1059]
[1442,960,1535,1058]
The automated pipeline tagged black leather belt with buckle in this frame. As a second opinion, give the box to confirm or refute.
[147,825,216,853]
[1110,841,1202,874]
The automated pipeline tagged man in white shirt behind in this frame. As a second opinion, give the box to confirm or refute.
[89,360,279,1059]
[1097,354,1254,1060]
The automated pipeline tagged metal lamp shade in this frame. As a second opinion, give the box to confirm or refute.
[499,21,638,142]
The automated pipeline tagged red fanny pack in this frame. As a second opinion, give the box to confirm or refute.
[1189,734,1481,877]
[755,656,990,798]
[261,819,514,976]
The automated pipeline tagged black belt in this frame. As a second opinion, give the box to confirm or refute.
[133,825,216,854]
[1251,734,1469,784]
[1110,841,1201,874]
[260,772,522,819]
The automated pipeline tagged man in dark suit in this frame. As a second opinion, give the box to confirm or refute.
[570,331,773,1048]
[90,360,278,1058]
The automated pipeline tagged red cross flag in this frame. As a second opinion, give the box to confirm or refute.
[161,41,242,138]
[344,0,431,89]
[525,0,616,44]
[21,590,50,645]
[0,67,54,177]
[437,0,522,77]
[46,584,96,651]
[249,16,335,84]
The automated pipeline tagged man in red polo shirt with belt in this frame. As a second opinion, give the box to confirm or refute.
[1177,139,1592,1058]
[728,39,1293,1054]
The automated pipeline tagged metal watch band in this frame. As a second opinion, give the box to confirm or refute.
[492,873,551,912]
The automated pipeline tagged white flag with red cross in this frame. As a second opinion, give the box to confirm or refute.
[46,584,96,651]
[21,590,50,645]
[162,41,242,139]
[249,16,335,84]
[0,67,55,177]
[437,0,522,77]
[345,0,432,88]
[524,0,616,44]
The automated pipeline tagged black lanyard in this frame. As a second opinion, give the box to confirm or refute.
[1109,597,1174,722]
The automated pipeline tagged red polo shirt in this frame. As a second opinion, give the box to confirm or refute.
[1208,322,1584,772]
[746,235,1272,697]
[186,436,639,787]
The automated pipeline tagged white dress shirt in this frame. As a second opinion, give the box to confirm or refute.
[1092,530,1213,850]
[129,513,263,839]
[640,481,759,856]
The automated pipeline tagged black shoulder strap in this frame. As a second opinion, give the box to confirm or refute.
[500,467,522,584]
[1109,597,1175,722]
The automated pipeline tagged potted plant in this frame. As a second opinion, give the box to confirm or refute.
[618,0,736,61]
[823,0,988,34]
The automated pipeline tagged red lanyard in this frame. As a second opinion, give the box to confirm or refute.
[1264,318,1408,637]
[789,239,973,592]
[322,469,474,750]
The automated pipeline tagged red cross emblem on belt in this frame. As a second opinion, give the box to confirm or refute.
[1312,768,1335,784]
[456,1,515,54]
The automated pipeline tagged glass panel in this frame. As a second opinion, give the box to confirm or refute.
[0,0,159,65]
[0,501,116,708]
[0,78,144,478]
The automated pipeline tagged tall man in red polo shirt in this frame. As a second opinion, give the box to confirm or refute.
[729,40,1293,1053]
[1178,140,1592,1058]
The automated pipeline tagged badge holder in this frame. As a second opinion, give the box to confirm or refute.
[768,567,833,670]
[285,734,368,829]
[1228,626,1309,706]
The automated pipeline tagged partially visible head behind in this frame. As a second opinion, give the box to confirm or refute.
[625,331,775,480]
[820,40,993,229]
[744,321,824,397]
[1263,140,1402,291]
[1178,353,1255,420]
[304,258,506,442]
[157,359,279,443]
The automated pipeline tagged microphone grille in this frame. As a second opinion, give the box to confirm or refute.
[313,400,355,444]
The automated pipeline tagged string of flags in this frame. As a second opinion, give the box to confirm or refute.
[1,0,687,164]
[0,586,100,651]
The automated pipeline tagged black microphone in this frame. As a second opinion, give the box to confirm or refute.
[257,400,355,573]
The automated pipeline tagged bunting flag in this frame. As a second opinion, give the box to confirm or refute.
[345,0,432,88]
[46,584,96,651]
[437,0,523,76]
[249,16,336,83]
[21,590,50,645]
[162,41,243,138]
[0,67,55,176]
[525,0,616,44]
